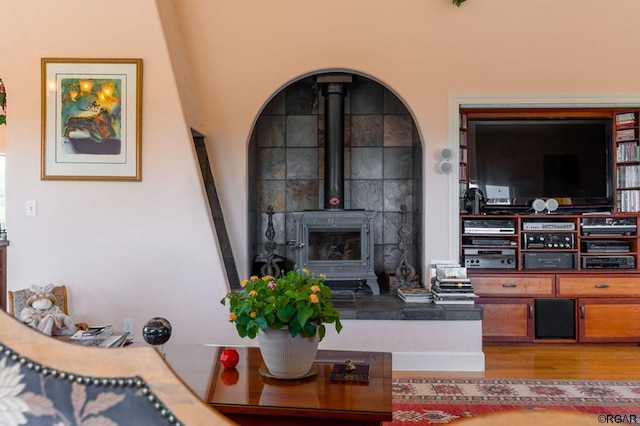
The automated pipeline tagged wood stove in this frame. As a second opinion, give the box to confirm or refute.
[289,74,380,294]
[291,210,379,294]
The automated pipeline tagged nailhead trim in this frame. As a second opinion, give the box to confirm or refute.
[0,342,183,425]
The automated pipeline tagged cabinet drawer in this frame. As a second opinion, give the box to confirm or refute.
[557,276,640,296]
[471,276,554,296]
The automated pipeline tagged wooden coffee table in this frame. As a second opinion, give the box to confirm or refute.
[164,345,392,426]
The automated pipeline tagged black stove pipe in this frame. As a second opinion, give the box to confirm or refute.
[319,75,351,210]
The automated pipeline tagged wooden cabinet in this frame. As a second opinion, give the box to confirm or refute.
[471,272,640,343]
[557,274,640,342]
[458,107,640,343]
[476,297,534,342]
[472,275,554,297]
[473,275,552,342]
[557,275,639,297]
[578,298,640,342]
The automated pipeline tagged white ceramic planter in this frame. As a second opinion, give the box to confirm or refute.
[257,328,319,379]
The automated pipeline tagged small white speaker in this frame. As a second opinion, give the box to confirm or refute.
[532,198,546,213]
[438,161,453,174]
[545,198,559,212]
[440,147,453,160]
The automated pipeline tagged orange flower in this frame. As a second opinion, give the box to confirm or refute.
[249,290,258,297]
[309,294,319,303]
[250,275,259,281]
[302,268,309,274]
[240,279,249,287]
[310,285,320,293]
[262,275,274,281]
[229,312,237,321]
[250,312,257,318]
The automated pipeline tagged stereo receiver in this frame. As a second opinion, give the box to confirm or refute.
[523,233,574,249]
[464,248,516,269]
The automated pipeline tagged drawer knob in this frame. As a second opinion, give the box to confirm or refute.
[502,283,517,288]
[595,283,610,289]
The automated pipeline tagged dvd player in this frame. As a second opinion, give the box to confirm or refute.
[581,240,630,253]
[581,255,635,269]
[463,220,515,235]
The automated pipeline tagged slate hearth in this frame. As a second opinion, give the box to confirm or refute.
[332,294,482,321]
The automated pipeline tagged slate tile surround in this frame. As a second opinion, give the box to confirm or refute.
[249,74,423,288]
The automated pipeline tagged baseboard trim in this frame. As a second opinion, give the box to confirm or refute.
[393,351,485,372]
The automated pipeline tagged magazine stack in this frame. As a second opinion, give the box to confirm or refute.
[397,286,433,304]
[431,264,477,305]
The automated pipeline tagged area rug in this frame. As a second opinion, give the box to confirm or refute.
[387,377,640,424]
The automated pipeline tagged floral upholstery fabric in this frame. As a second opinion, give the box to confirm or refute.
[0,343,181,425]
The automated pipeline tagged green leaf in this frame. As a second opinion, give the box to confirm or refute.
[256,316,268,330]
[297,306,313,326]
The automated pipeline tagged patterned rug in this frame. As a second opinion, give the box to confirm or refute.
[387,377,640,424]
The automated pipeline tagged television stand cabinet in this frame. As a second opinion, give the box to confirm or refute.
[460,213,640,343]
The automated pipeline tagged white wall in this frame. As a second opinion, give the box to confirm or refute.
[1,0,232,344]
[3,0,640,355]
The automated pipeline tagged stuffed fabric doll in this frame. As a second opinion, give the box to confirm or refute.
[19,284,78,336]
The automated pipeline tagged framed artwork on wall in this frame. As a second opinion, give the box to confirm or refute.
[41,58,143,181]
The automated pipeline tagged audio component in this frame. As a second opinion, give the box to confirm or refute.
[438,147,453,174]
[463,188,486,215]
[531,198,559,214]
[581,240,630,253]
[581,217,637,236]
[523,233,574,249]
[463,220,515,234]
[464,248,516,269]
[522,222,576,231]
[532,198,546,213]
[581,255,635,269]
[470,237,516,246]
[522,252,577,270]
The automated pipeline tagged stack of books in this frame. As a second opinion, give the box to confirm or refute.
[397,287,433,303]
[68,325,132,348]
[431,264,477,305]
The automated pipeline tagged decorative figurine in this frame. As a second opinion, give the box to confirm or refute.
[345,359,357,372]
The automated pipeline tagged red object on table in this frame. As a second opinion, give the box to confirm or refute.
[220,348,239,368]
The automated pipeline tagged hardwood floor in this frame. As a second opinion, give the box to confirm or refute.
[394,344,640,380]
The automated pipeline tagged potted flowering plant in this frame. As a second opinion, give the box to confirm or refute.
[221,268,343,341]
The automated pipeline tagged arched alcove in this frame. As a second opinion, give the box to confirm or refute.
[247,73,423,292]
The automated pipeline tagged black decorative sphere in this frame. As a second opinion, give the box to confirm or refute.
[142,317,172,346]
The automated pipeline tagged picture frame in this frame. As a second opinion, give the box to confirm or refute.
[41,58,142,181]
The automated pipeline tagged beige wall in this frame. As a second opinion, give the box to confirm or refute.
[2,0,640,353]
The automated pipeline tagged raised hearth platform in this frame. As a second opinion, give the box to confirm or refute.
[318,294,484,372]
[332,293,482,321]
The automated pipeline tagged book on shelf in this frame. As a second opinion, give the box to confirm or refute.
[68,327,132,348]
[616,112,636,126]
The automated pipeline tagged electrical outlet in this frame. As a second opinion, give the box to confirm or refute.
[123,319,134,334]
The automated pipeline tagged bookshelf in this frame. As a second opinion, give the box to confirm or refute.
[615,111,640,212]
[459,112,468,201]
[457,107,640,343]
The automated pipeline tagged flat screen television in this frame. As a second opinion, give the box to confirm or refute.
[467,118,614,213]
